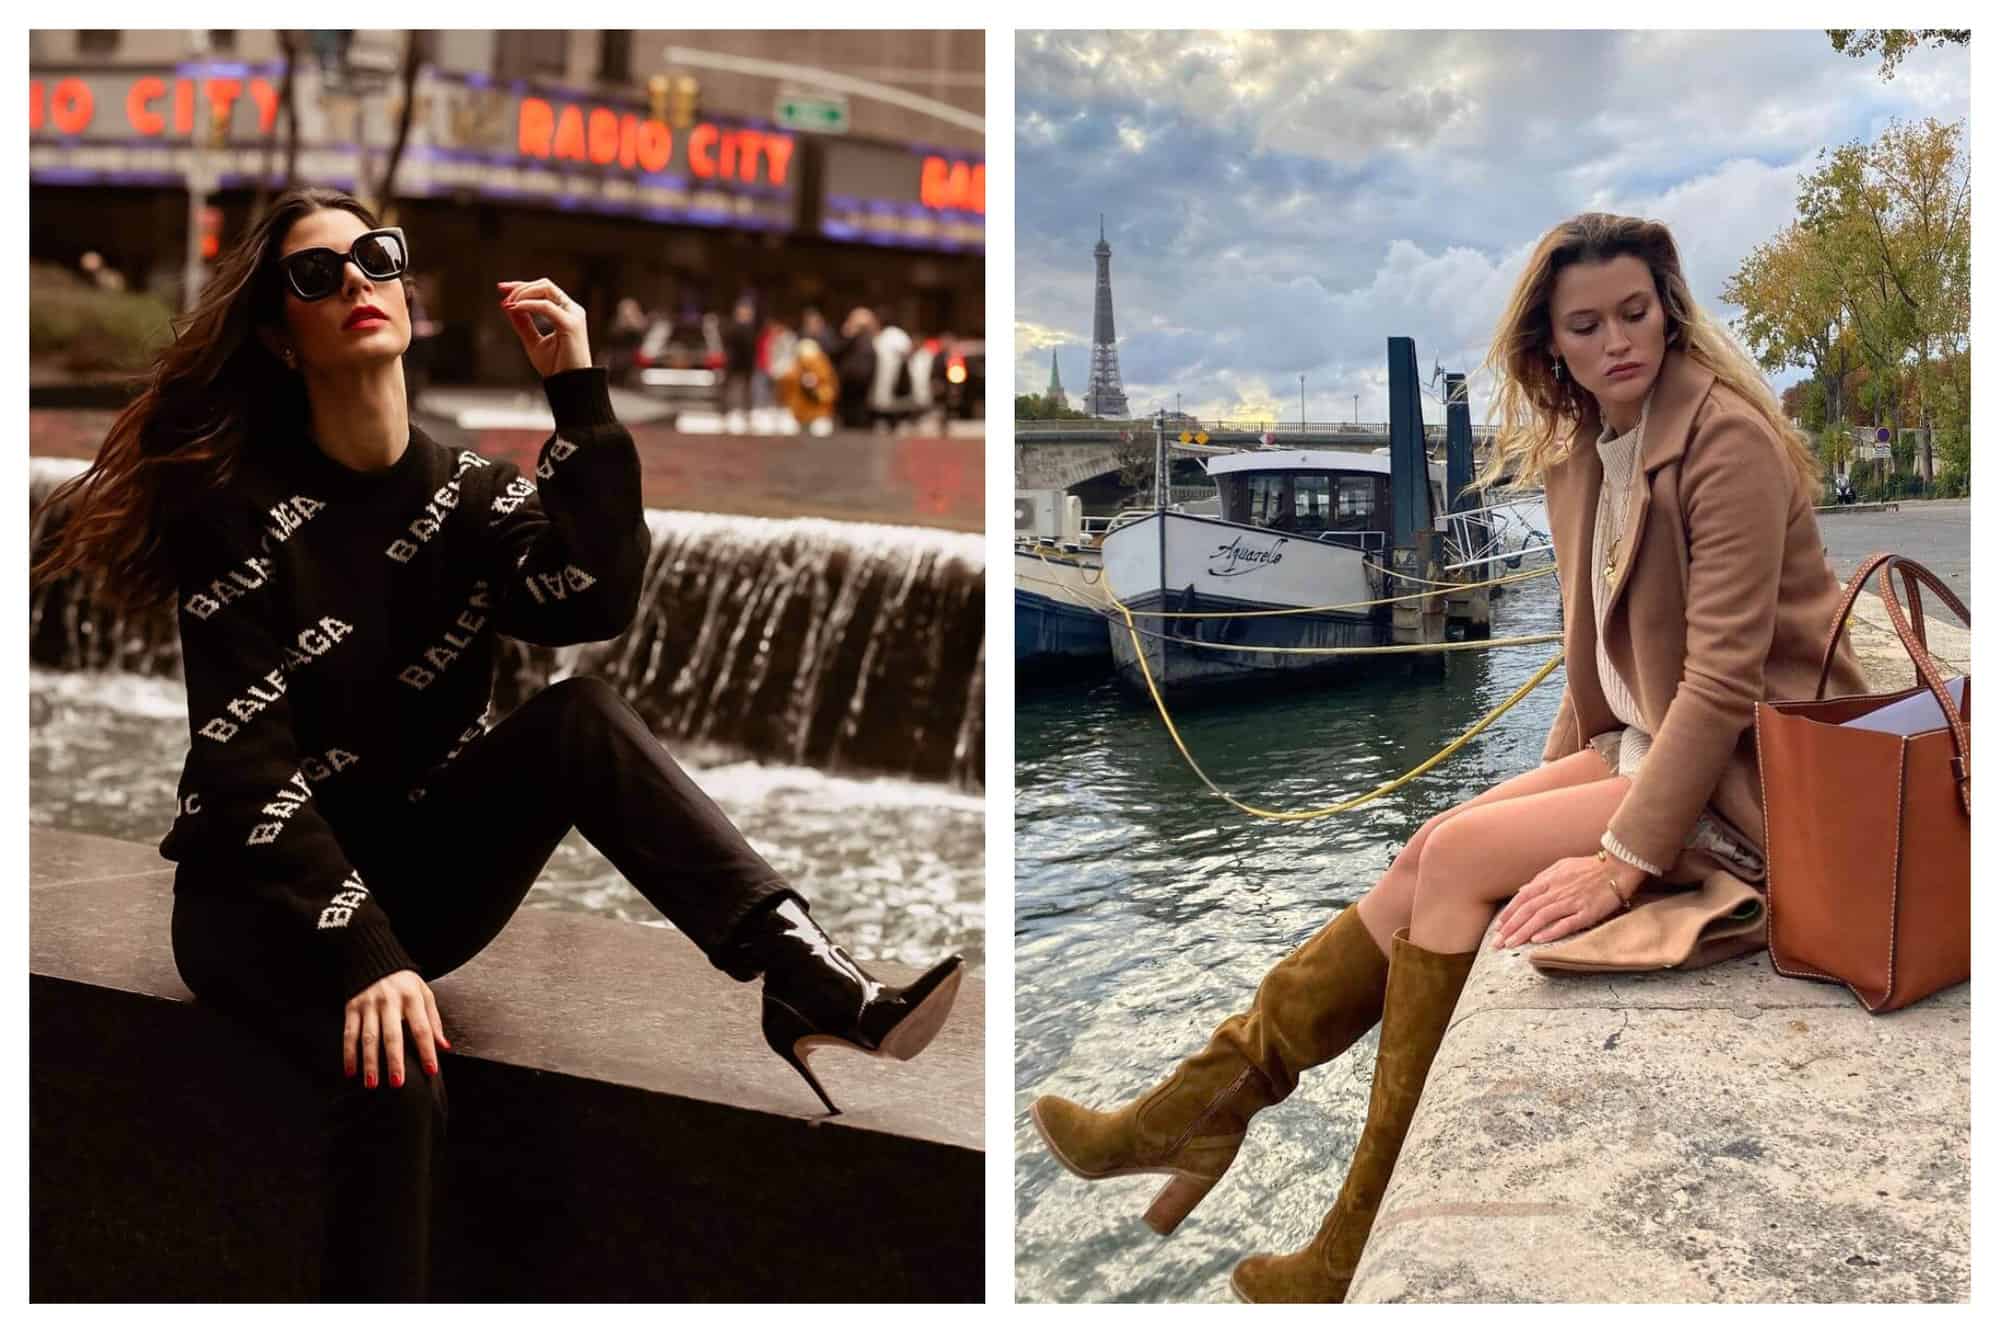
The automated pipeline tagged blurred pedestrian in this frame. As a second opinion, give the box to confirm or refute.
[831,307,879,430]
[403,277,440,407]
[869,320,916,430]
[721,297,758,434]
[79,250,128,292]
[605,297,648,386]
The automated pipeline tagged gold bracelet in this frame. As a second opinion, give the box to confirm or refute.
[1596,848,1635,913]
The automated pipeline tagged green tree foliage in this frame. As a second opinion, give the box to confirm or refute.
[28,261,176,374]
[1016,392,1090,421]
[1826,29,1970,81]
[1728,116,1969,490]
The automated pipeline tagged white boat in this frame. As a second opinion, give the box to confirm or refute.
[1014,489,1113,671]
[1101,449,1449,692]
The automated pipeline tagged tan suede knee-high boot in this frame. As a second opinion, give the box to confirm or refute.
[1230,928,1476,1303]
[1029,903,1390,1234]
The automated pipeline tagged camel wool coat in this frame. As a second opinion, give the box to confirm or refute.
[1539,345,1869,879]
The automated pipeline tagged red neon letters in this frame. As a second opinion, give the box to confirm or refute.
[518,96,792,186]
[31,75,281,137]
[920,156,985,214]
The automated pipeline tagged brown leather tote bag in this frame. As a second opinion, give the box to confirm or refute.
[1754,553,1970,1013]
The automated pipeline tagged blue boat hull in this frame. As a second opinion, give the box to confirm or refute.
[1015,589,1111,668]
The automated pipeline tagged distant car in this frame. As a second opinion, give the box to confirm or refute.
[628,315,723,410]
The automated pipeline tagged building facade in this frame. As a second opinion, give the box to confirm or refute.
[29,29,984,383]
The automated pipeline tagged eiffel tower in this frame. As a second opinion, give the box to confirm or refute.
[1084,216,1130,418]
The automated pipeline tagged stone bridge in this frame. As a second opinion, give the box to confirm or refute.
[1014,422,1499,489]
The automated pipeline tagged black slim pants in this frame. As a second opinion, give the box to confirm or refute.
[171,676,801,1300]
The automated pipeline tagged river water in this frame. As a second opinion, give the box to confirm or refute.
[1013,566,1564,1302]
[30,668,985,971]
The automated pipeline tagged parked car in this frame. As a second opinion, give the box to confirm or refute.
[627,314,723,410]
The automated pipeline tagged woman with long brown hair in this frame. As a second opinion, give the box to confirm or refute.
[1027,211,1868,1302]
[33,186,964,1300]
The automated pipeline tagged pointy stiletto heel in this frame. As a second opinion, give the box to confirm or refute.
[1143,1172,1219,1235]
[762,998,840,1115]
[737,899,967,1116]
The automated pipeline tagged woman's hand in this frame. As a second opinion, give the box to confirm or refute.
[497,278,592,378]
[343,969,449,1089]
[1492,853,1647,949]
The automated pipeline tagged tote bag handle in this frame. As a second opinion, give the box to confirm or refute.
[1816,552,1970,815]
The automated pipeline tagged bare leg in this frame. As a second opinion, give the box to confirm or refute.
[1354,748,1614,954]
[1406,774,1634,953]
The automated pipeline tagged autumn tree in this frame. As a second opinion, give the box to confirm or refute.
[1724,221,1856,437]
[1827,29,1970,81]
[1795,117,1969,482]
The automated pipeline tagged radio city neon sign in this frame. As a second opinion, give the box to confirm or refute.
[30,75,282,137]
[517,98,793,186]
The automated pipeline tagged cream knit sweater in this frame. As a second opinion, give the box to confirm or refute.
[1589,391,1668,874]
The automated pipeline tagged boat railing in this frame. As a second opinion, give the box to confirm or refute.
[1098,509,1159,535]
[1314,530,1387,555]
[1439,497,1554,574]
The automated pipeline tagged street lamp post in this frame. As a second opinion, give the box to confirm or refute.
[1299,374,1305,435]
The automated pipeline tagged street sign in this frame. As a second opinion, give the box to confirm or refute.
[775,91,849,134]
[1195,431,1210,445]
[1178,431,1192,443]
[1261,431,1276,446]
[1873,442,1892,459]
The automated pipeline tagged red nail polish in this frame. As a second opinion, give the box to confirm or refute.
[365,1073,377,1088]
[391,1072,403,1088]
[426,1064,437,1076]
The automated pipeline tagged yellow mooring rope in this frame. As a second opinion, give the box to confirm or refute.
[1018,539,1568,820]
[1097,575,1565,821]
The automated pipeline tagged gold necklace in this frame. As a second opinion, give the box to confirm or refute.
[1599,397,1648,586]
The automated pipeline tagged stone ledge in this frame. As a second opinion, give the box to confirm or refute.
[1347,934,1968,1303]
[30,828,984,1300]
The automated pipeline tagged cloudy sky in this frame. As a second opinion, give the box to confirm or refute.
[1015,30,1970,425]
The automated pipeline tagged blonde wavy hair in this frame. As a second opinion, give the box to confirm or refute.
[1471,212,1821,497]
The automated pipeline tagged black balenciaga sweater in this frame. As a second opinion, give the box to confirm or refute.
[160,367,650,1001]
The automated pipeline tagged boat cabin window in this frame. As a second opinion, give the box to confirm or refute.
[1336,476,1377,523]
[1217,470,1389,534]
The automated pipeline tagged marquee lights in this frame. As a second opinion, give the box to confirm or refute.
[30,75,281,137]
[919,156,984,214]
[516,97,793,187]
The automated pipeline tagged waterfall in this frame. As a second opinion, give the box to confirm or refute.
[30,458,985,789]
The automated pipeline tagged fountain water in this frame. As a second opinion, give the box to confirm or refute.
[30,458,985,789]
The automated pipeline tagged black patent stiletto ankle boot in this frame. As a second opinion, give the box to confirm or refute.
[742,900,965,1115]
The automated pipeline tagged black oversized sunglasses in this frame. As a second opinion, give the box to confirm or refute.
[277,227,410,302]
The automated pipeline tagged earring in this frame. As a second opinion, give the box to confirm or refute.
[1551,356,1565,382]
[282,348,296,367]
